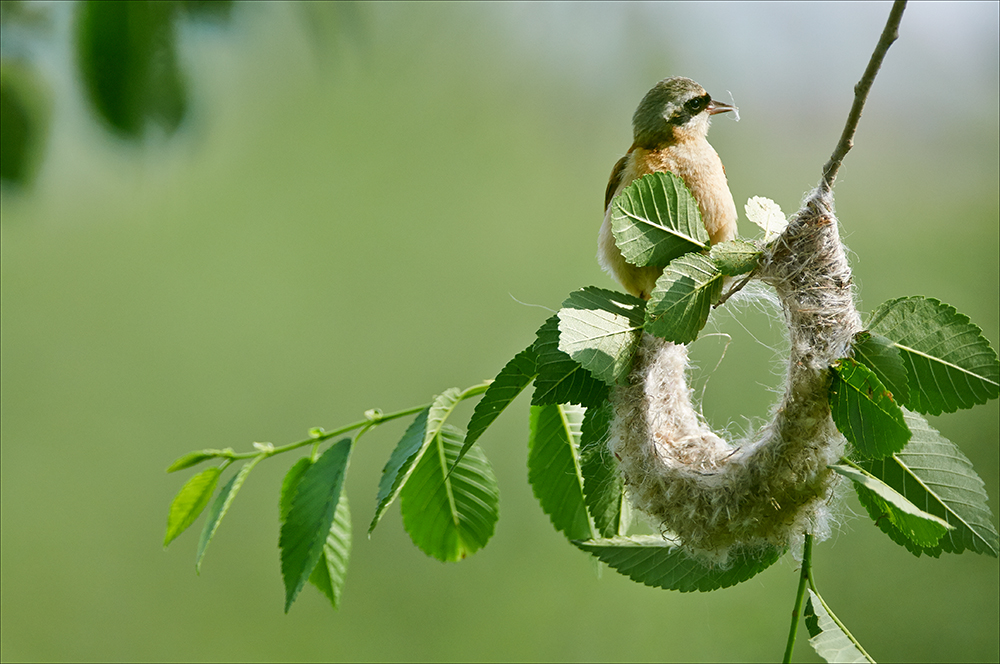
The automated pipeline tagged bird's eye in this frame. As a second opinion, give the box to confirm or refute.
[685,95,710,114]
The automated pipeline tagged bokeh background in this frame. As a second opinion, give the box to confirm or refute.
[2,2,997,661]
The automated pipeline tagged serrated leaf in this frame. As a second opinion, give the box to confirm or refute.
[831,464,951,548]
[709,239,761,276]
[557,287,646,385]
[830,358,911,459]
[280,457,313,522]
[744,196,787,241]
[426,387,466,450]
[805,589,874,663]
[867,296,1000,415]
[456,347,538,469]
[580,400,628,538]
[164,466,221,547]
[610,171,708,268]
[280,438,352,612]
[369,387,469,534]
[855,409,999,557]
[308,493,351,610]
[574,537,782,592]
[280,456,351,607]
[532,315,610,408]
[196,456,263,572]
[528,404,593,541]
[400,425,499,562]
[369,409,428,534]
[166,450,224,473]
[645,253,724,344]
[851,331,910,406]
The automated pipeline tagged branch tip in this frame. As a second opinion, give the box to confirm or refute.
[821,0,907,192]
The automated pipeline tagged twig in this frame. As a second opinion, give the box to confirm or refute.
[714,268,757,308]
[820,0,907,193]
[782,534,813,663]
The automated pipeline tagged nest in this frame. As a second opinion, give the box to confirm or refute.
[609,191,862,561]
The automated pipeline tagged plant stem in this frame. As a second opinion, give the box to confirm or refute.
[223,381,490,460]
[783,533,813,663]
[714,267,757,308]
[820,0,906,192]
[224,405,426,460]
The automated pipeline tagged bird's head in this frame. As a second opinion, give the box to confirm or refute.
[632,77,736,148]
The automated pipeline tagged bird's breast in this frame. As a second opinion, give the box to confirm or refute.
[624,142,737,245]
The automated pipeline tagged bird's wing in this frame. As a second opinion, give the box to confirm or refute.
[605,153,630,212]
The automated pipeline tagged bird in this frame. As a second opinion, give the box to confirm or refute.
[598,76,738,299]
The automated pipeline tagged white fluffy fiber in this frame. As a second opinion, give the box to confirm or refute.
[609,191,862,561]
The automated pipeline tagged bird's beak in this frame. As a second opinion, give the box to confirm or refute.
[707,100,737,116]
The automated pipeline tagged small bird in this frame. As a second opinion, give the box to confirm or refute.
[598,77,738,299]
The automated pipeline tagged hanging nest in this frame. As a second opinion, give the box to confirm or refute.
[609,190,862,561]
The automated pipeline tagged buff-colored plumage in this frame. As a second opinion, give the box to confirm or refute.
[598,77,738,299]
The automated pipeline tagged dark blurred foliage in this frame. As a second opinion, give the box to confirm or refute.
[0,0,364,191]
[181,0,234,21]
[0,0,234,188]
[0,63,47,184]
[73,1,234,138]
[0,1,50,187]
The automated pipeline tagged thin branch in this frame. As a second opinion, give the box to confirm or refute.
[218,382,491,461]
[782,534,813,663]
[820,0,907,193]
[714,268,756,309]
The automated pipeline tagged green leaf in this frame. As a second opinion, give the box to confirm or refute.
[456,347,538,469]
[279,457,313,522]
[308,492,351,610]
[164,466,221,547]
[280,438,352,612]
[0,64,49,187]
[580,401,628,538]
[855,409,999,557]
[805,589,874,663]
[179,0,235,21]
[744,196,787,242]
[369,387,470,534]
[645,252,724,344]
[400,425,499,562]
[709,239,761,276]
[196,456,263,572]
[166,450,223,473]
[851,331,910,406]
[829,358,911,459]
[532,315,610,408]
[426,387,466,451]
[831,464,951,548]
[528,404,593,541]
[369,408,428,534]
[610,171,709,268]
[280,456,351,607]
[867,296,1000,415]
[573,537,783,592]
[75,0,186,138]
[556,287,646,385]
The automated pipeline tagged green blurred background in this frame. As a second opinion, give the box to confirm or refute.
[2,2,997,661]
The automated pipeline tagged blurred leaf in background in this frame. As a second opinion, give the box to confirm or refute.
[0,0,52,188]
[0,60,48,186]
[75,0,187,137]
